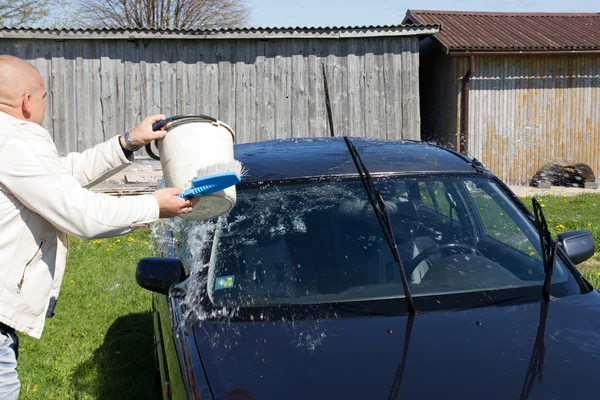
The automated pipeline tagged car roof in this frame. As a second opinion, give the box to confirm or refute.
[234,137,479,183]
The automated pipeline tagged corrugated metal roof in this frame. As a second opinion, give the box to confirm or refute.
[404,10,600,52]
[0,24,439,40]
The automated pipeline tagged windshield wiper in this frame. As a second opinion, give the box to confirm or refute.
[343,137,416,315]
[531,198,558,302]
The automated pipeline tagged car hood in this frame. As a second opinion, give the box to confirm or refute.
[192,291,600,400]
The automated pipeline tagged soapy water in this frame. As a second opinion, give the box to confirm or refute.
[148,180,348,351]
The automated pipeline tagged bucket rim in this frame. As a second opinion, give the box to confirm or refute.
[163,117,235,139]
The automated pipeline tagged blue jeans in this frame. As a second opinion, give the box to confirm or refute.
[0,325,19,400]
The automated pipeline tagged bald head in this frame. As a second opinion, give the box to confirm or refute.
[0,55,46,124]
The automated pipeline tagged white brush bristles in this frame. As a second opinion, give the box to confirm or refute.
[195,159,247,178]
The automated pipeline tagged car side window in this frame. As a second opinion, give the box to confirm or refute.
[418,181,458,220]
[466,183,538,257]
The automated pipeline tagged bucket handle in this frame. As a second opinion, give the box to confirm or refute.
[146,114,218,161]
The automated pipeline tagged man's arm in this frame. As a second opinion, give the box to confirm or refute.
[59,135,135,188]
[58,114,166,188]
[0,126,159,239]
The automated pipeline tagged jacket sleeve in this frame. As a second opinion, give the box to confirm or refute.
[59,135,133,188]
[0,126,160,240]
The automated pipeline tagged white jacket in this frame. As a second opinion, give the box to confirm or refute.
[0,112,160,338]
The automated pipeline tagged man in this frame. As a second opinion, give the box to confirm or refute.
[0,55,193,398]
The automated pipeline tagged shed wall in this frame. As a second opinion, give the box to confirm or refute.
[1,37,421,156]
[455,55,600,184]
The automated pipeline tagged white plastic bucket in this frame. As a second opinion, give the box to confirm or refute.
[151,116,237,221]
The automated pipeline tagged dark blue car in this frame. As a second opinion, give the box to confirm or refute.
[137,137,599,400]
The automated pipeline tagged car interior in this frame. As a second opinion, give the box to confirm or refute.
[208,176,565,307]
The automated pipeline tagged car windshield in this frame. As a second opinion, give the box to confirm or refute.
[199,174,581,313]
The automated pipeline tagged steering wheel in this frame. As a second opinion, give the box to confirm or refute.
[407,242,483,277]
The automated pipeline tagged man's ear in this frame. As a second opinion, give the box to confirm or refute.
[21,93,32,119]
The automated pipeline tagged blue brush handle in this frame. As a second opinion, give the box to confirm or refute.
[178,187,201,200]
[176,173,241,200]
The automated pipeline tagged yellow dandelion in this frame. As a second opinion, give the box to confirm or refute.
[597,271,600,277]
[32,385,38,393]
[127,237,135,242]
[530,251,536,256]
[589,223,593,227]
[562,194,567,198]
[541,204,545,208]
[144,241,149,245]
[520,195,526,199]
[116,239,121,243]
[71,280,76,284]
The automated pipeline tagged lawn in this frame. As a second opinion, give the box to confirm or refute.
[14,193,600,399]
[16,229,160,400]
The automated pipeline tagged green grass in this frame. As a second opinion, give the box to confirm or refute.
[13,193,600,399]
[16,230,160,400]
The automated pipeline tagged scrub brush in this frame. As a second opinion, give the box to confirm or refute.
[178,160,246,200]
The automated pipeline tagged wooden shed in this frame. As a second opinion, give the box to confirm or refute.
[403,10,600,185]
[0,24,438,157]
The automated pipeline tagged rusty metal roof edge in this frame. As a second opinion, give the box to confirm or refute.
[0,24,440,40]
[408,9,600,17]
[447,47,600,54]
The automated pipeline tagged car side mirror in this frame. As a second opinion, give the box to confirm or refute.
[557,230,596,265]
[136,257,186,295]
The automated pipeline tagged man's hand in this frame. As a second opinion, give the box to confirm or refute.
[152,187,198,218]
[125,114,168,150]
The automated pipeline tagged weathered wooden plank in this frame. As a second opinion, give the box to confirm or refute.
[200,41,219,119]
[100,42,117,144]
[405,38,420,140]
[217,41,235,128]
[62,43,79,153]
[304,40,319,137]
[346,39,365,137]
[50,41,68,154]
[383,38,398,140]
[273,40,292,140]
[90,45,104,145]
[364,38,387,141]
[234,41,249,142]
[290,40,308,138]
[255,41,274,142]
[245,40,258,143]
